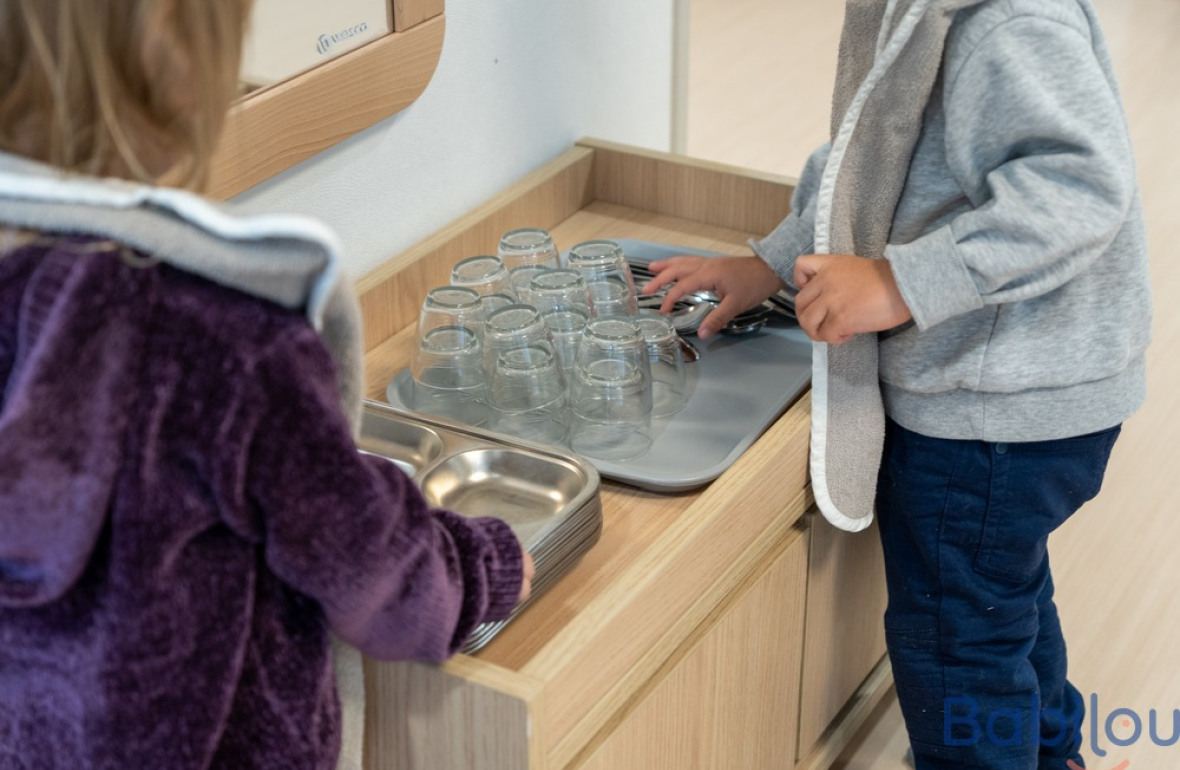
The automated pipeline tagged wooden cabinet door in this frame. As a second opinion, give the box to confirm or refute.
[796,514,888,760]
[576,529,809,770]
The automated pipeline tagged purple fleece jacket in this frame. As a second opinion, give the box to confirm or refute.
[0,239,524,769]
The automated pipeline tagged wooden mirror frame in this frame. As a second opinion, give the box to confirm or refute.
[209,0,445,199]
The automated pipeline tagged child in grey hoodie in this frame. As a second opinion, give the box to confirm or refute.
[646,1,1150,767]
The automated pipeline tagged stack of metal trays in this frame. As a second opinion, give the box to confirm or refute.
[358,401,603,654]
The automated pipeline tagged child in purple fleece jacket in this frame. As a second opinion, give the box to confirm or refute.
[0,2,531,769]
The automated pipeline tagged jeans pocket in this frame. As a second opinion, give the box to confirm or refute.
[972,427,1121,584]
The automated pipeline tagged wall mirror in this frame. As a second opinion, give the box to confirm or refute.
[209,0,445,198]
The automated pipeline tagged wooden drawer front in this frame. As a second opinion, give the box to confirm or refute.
[796,514,888,759]
[575,530,809,770]
[363,658,538,770]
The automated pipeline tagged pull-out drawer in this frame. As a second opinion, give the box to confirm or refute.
[577,527,809,770]
[797,513,890,766]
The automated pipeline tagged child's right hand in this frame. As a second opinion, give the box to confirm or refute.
[519,550,535,604]
[641,256,787,339]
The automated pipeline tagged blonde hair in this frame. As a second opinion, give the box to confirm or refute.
[0,0,251,190]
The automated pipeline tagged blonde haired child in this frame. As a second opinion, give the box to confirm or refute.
[0,3,531,768]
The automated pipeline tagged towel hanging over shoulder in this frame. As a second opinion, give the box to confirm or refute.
[809,0,988,531]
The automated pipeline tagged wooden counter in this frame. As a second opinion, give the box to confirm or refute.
[357,140,889,770]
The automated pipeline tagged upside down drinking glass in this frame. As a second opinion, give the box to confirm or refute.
[409,325,488,426]
[568,318,653,460]
[585,276,637,319]
[542,307,589,386]
[636,313,689,417]
[508,266,549,303]
[498,228,561,272]
[419,286,486,339]
[480,292,516,319]
[529,269,591,316]
[482,304,554,377]
[451,255,514,298]
[487,345,568,444]
[568,240,639,317]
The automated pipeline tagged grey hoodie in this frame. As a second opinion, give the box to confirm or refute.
[754,0,1151,442]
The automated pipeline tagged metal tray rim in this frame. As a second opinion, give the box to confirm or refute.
[461,504,602,654]
[362,400,602,545]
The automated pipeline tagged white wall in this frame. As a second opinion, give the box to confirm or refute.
[233,0,677,279]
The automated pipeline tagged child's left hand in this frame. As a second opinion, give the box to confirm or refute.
[793,255,913,344]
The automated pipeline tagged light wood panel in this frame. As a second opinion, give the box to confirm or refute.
[364,657,540,770]
[530,416,811,770]
[210,17,445,198]
[356,147,597,352]
[576,529,809,770]
[797,514,888,759]
[580,138,797,236]
[393,0,445,32]
[797,660,894,770]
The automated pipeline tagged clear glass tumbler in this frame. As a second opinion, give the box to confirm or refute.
[529,269,591,316]
[568,318,653,460]
[409,325,488,426]
[542,307,589,385]
[451,255,514,298]
[498,228,561,272]
[480,292,516,319]
[508,265,549,303]
[585,276,638,319]
[574,318,649,379]
[483,304,553,377]
[568,240,639,317]
[636,313,689,417]
[487,345,567,444]
[419,286,486,338]
[569,359,653,461]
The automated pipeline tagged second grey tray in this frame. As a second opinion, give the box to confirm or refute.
[386,239,813,493]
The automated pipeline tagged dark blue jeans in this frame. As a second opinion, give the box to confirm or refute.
[876,419,1121,770]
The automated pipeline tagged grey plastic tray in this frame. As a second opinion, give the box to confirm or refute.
[386,239,813,493]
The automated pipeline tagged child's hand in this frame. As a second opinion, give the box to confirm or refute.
[519,550,535,604]
[793,255,913,344]
[641,256,787,340]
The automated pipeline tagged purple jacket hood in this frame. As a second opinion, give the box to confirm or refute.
[0,247,147,607]
[0,152,362,609]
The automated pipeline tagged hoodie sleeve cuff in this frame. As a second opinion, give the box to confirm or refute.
[750,214,815,290]
[468,516,524,623]
[885,226,984,331]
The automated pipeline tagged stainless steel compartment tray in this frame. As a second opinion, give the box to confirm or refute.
[358,402,603,653]
[386,239,813,493]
